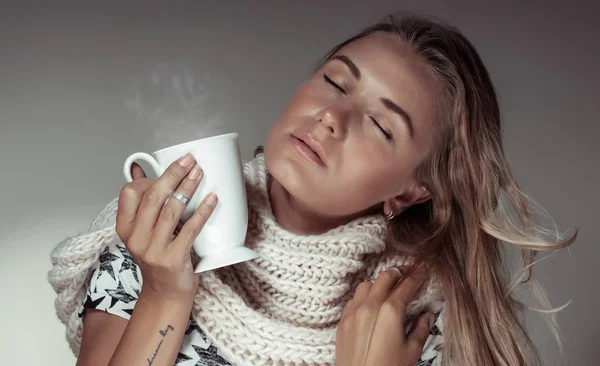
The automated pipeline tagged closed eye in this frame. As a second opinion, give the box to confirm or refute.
[323,74,346,94]
[323,73,393,141]
[370,117,393,140]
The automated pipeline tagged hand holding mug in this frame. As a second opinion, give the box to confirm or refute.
[122,133,258,273]
[116,153,217,301]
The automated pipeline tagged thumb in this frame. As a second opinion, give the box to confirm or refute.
[131,163,147,180]
[407,312,434,347]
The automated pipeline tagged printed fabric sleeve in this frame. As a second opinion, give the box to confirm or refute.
[77,238,143,321]
[415,311,444,366]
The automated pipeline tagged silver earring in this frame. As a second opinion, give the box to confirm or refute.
[384,210,395,220]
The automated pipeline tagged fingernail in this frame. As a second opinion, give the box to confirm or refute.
[188,164,202,180]
[204,192,217,207]
[178,153,194,167]
[387,266,405,276]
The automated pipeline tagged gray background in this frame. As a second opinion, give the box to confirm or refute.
[1,1,598,365]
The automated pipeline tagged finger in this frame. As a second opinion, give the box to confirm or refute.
[116,178,155,241]
[341,299,353,319]
[386,265,428,328]
[363,267,404,306]
[152,163,204,249]
[348,280,373,312]
[131,162,147,179]
[171,192,218,253]
[407,312,435,350]
[135,153,196,233]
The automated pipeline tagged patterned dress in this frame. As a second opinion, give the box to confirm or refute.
[77,240,443,365]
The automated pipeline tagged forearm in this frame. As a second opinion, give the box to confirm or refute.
[109,291,193,366]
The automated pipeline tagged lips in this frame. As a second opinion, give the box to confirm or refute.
[292,132,328,166]
[301,139,318,155]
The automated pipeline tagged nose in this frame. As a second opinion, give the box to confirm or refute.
[316,103,352,139]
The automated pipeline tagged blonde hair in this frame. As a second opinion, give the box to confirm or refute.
[308,12,577,366]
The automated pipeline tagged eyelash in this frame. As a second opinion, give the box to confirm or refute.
[323,74,393,140]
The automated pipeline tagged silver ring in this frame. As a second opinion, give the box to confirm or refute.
[366,275,376,284]
[170,191,190,205]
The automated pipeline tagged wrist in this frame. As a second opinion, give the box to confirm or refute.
[139,288,195,309]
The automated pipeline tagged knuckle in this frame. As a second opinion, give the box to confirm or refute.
[124,239,142,259]
[142,250,161,267]
[159,204,178,223]
[163,259,178,271]
[119,184,138,200]
[143,188,162,206]
[126,247,139,260]
[182,224,200,239]
[164,165,183,180]
[399,293,411,305]
[194,207,211,221]
[379,300,401,320]
[355,304,375,320]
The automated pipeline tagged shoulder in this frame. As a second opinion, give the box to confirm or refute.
[177,317,233,365]
[417,310,444,365]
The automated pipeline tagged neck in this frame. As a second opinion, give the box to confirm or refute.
[267,177,343,235]
[268,175,378,235]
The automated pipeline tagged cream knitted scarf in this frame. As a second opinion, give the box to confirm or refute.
[48,153,444,365]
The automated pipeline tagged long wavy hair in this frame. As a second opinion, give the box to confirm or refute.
[254,12,576,365]
[253,12,577,366]
[297,12,579,366]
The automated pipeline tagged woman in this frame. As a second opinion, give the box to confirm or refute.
[48,12,575,366]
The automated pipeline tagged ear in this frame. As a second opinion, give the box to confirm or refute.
[412,186,432,205]
[384,186,431,215]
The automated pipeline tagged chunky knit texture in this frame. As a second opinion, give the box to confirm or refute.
[48,153,444,365]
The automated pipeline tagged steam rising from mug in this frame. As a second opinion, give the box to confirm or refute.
[125,63,225,148]
[122,64,258,272]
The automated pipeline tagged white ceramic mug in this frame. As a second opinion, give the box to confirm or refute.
[122,132,258,273]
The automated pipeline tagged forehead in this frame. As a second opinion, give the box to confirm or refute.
[334,32,432,84]
[331,32,438,139]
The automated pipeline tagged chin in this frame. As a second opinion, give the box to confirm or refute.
[266,146,303,187]
[265,137,301,175]
[265,144,312,195]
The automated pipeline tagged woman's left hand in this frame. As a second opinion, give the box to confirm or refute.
[336,266,435,366]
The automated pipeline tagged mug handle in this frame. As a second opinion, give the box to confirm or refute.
[123,152,165,182]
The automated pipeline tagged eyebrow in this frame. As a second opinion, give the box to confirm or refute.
[330,54,415,139]
[330,55,361,80]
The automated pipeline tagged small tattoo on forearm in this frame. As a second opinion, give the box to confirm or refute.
[147,325,175,365]
[159,324,174,337]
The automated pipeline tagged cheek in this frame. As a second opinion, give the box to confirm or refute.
[270,93,314,131]
[340,145,413,198]
[337,158,381,194]
[349,162,399,195]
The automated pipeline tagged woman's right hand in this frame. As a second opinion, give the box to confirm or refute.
[115,153,218,303]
